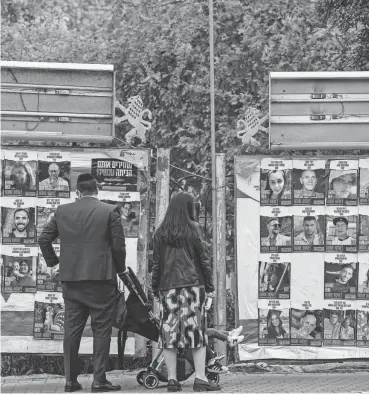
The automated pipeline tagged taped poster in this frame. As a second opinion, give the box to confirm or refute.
[323,303,356,346]
[91,158,138,191]
[2,245,37,293]
[358,255,369,300]
[292,159,326,205]
[290,308,323,347]
[359,206,369,252]
[3,150,37,197]
[324,254,358,300]
[260,206,292,253]
[1,197,36,245]
[37,245,61,292]
[260,158,292,206]
[325,206,358,253]
[258,299,290,346]
[36,198,71,243]
[292,205,325,253]
[258,254,290,299]
[99,191,140,238]
[37,152,71,198]
[357,301,369,347]
[359,158,369,205]
[327,159,358,206]
[33,292,64,340]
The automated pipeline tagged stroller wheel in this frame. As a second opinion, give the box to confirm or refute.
[136,370,146,386]
[206,372,220,384]
[143,372,159,389]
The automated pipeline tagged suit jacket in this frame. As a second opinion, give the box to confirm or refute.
[38,196,126,282]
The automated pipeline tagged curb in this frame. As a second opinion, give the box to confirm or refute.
[228,361,369,374]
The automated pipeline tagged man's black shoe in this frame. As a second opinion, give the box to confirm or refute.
[91,380,121,392]
[64,381,82,392]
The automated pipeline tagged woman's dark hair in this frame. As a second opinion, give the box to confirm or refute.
[155,192,198,247]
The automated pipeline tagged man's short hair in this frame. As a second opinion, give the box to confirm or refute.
[303,216,316,223]
[76,173,98,195]
[14,208,29,219]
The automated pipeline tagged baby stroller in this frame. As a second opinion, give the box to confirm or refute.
[120,267,221,390]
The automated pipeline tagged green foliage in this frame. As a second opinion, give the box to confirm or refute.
[316,0,369,69]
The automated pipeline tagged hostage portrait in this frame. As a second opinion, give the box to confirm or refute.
[258,308,290,346]
[325,215,357,253]
[3,159,37,197]
[99,198,140,238]
[1,207,36,245]
[36,255,61,292]
[2,255,36,293]
[258,261,290,299]
[323,309,356,346]
[293,215,325,253]
[33,299,65,340]
[292,168,325,205]
[359,213,369,252]
[290,309,323,346]
[356,310,369,347]
[260,216,292,253]
[324,262,358,300]
[327,169,358,206]
[260,169,292,206]
[37,160,71,198]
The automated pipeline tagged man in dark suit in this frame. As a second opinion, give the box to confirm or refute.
[38,173,126,393]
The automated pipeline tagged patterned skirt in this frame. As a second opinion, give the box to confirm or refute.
[158,286,208,349]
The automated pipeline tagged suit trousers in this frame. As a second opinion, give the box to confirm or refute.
[61,280,116,382]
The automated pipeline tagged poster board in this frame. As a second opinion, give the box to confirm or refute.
[1,148,150,355]
[235,156,369,360]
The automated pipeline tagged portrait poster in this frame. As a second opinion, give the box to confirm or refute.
[99,191,140,238]
[290,309,323,347]
[260,158,292,206]
[324,254,358,300]
[37,151,71,198]
[91,158,138,191]
[36,198,71,243]
[356,302,369,347]
[292,206,325,253]
[357,255,369,300]
[258,300,290,346]
[325,206,358,253]
[258,254,290,299]
[33,292,64,340]
[1,197,36,245]
[1,245,37,294]
[323,306,356,347]
[359,158,369,205]
[260,206,292,253]
[3,150,37,197]
[292,159,326,205]
[327,159,358,206]
[359,206,369,252]
[37,245,61,292]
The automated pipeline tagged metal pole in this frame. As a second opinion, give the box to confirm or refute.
[209,0,218,319]
[152,148,170,361]
[215,153,227,362]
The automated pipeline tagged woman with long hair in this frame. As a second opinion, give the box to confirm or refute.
[152,192,220,392]
[264,170,289,203]
[266,311,287,339]
[10,162,36,191]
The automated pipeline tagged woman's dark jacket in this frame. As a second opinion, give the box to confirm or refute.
[151,223,214,295]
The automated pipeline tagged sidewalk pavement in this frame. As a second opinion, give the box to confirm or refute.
[1,370,369,393]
